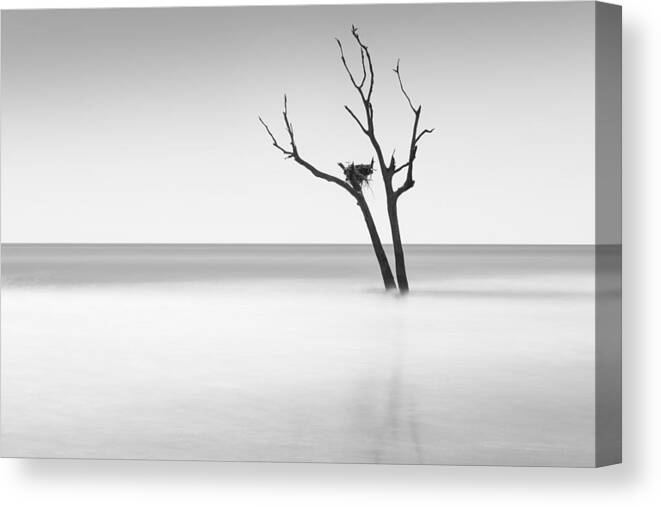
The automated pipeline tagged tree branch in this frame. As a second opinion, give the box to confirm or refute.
[395,178,415,197]
[395,108,421,198]
[358,47,367,89]
[350,25,375,101]
[258,116,292,159]
[335,26,389,175]
[416,128,435,143]
[344,105,368,134]
[334,26,432,198]
[393,59,415,112]
[392,61,434,198]
[260,95,358,198]
[335,38,361,92]
[393,160,411,174]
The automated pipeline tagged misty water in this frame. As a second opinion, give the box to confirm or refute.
[1,245,599,465]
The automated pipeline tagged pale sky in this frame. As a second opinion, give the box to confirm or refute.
[1,2,596,244]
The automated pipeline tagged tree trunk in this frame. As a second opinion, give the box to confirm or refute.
[356,195,396,290]
[387,197,409,293]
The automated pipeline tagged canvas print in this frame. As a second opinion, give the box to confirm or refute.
[0,2,621,466]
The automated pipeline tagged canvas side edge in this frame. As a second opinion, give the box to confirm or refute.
[594,0,622,467]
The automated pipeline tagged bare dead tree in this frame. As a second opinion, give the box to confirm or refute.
[336,25,434,293]
[259,96,396,290]
[259,26,432,292]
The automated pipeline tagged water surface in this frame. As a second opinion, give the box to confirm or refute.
[1,244,597,465]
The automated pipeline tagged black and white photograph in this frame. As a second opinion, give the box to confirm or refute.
[1,1,621,467]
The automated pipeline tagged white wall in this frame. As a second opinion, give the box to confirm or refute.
[0,0,659,506]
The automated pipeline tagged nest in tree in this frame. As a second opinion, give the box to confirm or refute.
[340,160,375,190]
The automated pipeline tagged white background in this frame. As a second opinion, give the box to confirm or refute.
[0,0,658,506]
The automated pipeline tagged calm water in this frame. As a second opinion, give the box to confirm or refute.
[1,245,600,465]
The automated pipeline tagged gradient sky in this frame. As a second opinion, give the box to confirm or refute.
[1,2,596,244]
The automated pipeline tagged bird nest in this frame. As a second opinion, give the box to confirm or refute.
[340,160,375,189]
